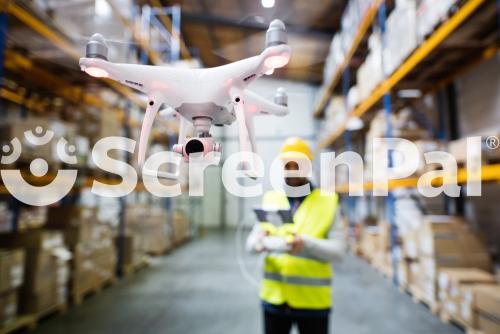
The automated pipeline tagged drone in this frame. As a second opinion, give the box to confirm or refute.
[79,19,291,178]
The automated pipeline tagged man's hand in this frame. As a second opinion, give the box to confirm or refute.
[288,235,304,255]
[255,230,270,253]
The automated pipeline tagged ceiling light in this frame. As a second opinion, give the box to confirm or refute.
[95,0,111,18]
[261,0,275,9]
[84,67,109,78]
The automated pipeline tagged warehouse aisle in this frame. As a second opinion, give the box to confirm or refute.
[32,232,460,334]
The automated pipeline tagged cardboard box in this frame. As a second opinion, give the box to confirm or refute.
[402,230,419,259]
[439,269,495,298]
[475,285,500,319]
[478,313,500,334]
[18,207,47,231]
[0,249,25,294]
[438,269,496,327]
[0,231,70,314]
[0,290,17,326]
[458,284,497,329]
[125,205,171,254]
[418,216,491,271]
[360,227,379,261]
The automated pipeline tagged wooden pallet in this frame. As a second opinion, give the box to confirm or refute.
[122,260,149,277]
[408,285,440,315]
[35,303,67,321]
[72,276,116,306]
[0,315,37,334]
[439,312,480,334]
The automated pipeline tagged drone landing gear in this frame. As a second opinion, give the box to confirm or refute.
[231,90,259,179]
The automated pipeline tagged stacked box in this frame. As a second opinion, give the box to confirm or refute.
[125,205,170,255]
[46,206,116,300]
[384,0,418,74]
[0,291,17,327]
[474,286,500,334]
[412,216,491,305]
[0,203,12,233]
[372,223,394,277]
[417,0,458,42]
[172,210,192,245]
[79,110,121,144]
[18,207,47,231]
[0,231,70,314]
[0,249,25,327]
[438,268,496,328]
[359,226,379,262]
[398,259,419,288]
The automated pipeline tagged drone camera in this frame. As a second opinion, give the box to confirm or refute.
[173,137,222,161]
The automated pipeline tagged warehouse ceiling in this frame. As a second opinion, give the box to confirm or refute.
[5,0,346,91]
[160,0,346,83]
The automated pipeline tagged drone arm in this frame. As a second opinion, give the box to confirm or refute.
[79,58,155,93]
[243,90,288,117]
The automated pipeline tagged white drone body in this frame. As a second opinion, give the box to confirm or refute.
[79,20,291,178]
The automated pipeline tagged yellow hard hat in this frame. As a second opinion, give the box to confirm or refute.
[279,137,314,161]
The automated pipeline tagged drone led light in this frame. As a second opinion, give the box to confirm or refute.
[84,67,109,78]
[265,68,275,75]
[264,55,289,69]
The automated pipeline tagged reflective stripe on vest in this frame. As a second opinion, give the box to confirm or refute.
[263,272,331,287]
[259,189,338,310]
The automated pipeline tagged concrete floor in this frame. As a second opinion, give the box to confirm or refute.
[32,232,461,334]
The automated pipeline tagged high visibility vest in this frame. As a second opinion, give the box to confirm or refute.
[259,189,339,310]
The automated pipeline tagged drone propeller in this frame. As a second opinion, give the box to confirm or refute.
[212,18,326,72]
[70,34,139,48]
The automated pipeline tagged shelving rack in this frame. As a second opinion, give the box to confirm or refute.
[0,0,185,278]
[316,0,500,291]
[313,0,383,118]
[317,0,495,148]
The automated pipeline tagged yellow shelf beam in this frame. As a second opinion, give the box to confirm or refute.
[5,1,145,108]
[319,0,487,148]
[4,50,123,112]
[313,0,383,118]
[335,163,500,194]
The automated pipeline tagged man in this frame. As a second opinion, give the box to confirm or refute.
[247,137,345,334]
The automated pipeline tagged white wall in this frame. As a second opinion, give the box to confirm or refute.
[200,78,319,228]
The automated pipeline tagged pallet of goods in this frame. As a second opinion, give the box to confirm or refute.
[46,206,117,305]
